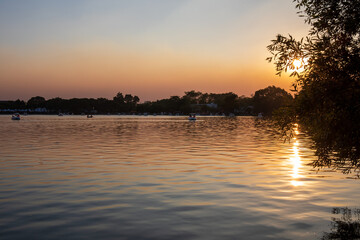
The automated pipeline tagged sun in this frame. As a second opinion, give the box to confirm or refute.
[287,58,308,74]
[293,59,302,69]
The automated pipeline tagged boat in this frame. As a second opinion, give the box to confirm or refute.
[257,113,263,118]
[188,114,196,121]
[87,114,93,118]
[11,113,20,120]
[58,113,63,116]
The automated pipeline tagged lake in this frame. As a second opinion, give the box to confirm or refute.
[0,115,359,240]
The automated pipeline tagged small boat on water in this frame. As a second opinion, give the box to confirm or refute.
[87,114,93,118]
[11,113,21,120]
[188,114,196,121]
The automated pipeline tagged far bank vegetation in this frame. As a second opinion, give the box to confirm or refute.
[0,86,292,116]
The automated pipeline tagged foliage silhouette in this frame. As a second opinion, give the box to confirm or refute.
[267,0,360,174]
[27,96,46,109]
[320,207,360,240]
[253,85,293,116]
[1,88,293,116]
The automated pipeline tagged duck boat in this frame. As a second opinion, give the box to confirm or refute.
[188,114,196,121]
[11,113,20,120]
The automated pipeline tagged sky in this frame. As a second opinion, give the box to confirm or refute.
[0,0,309,101]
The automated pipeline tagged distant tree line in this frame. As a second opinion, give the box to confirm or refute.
[0,86,293,115]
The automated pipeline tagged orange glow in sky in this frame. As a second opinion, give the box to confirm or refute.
[0,0,309,101]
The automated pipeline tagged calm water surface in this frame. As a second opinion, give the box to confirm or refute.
[0,116,358,239]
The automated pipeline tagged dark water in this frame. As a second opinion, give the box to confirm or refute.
[0,115,358,239]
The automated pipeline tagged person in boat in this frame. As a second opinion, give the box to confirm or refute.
[11,113,21,120]
[189,114,196,120]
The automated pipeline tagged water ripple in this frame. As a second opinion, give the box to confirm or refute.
[0,115,358,239]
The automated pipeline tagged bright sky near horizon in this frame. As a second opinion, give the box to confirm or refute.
[0,0,309,101]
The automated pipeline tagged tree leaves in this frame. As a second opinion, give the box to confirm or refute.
[268,0,360,174]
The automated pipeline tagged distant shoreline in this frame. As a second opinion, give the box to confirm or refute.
[1,112,255,117]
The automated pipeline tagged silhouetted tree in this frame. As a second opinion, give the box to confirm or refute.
[184,90,202,104]
[13,89,271,116]
[199,93,209,104]
[113,92,124,104]
[27,96,46,109]
[0,100,26,110]
[124,94,133,104]
[321,208,360,240]
[45,97,64,112]
[133,96,140,104]
[213,92,239,114]
[267,0,360,173]
[253,86,293,116]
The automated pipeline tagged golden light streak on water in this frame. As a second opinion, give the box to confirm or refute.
[290,125,303,187]
[290,141,303,186]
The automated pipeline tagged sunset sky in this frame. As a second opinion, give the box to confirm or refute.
[0,0,309,101]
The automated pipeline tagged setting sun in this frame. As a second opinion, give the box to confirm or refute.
[293,59,302,69]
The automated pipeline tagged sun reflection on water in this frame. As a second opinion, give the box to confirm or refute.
[290,126,303,187]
